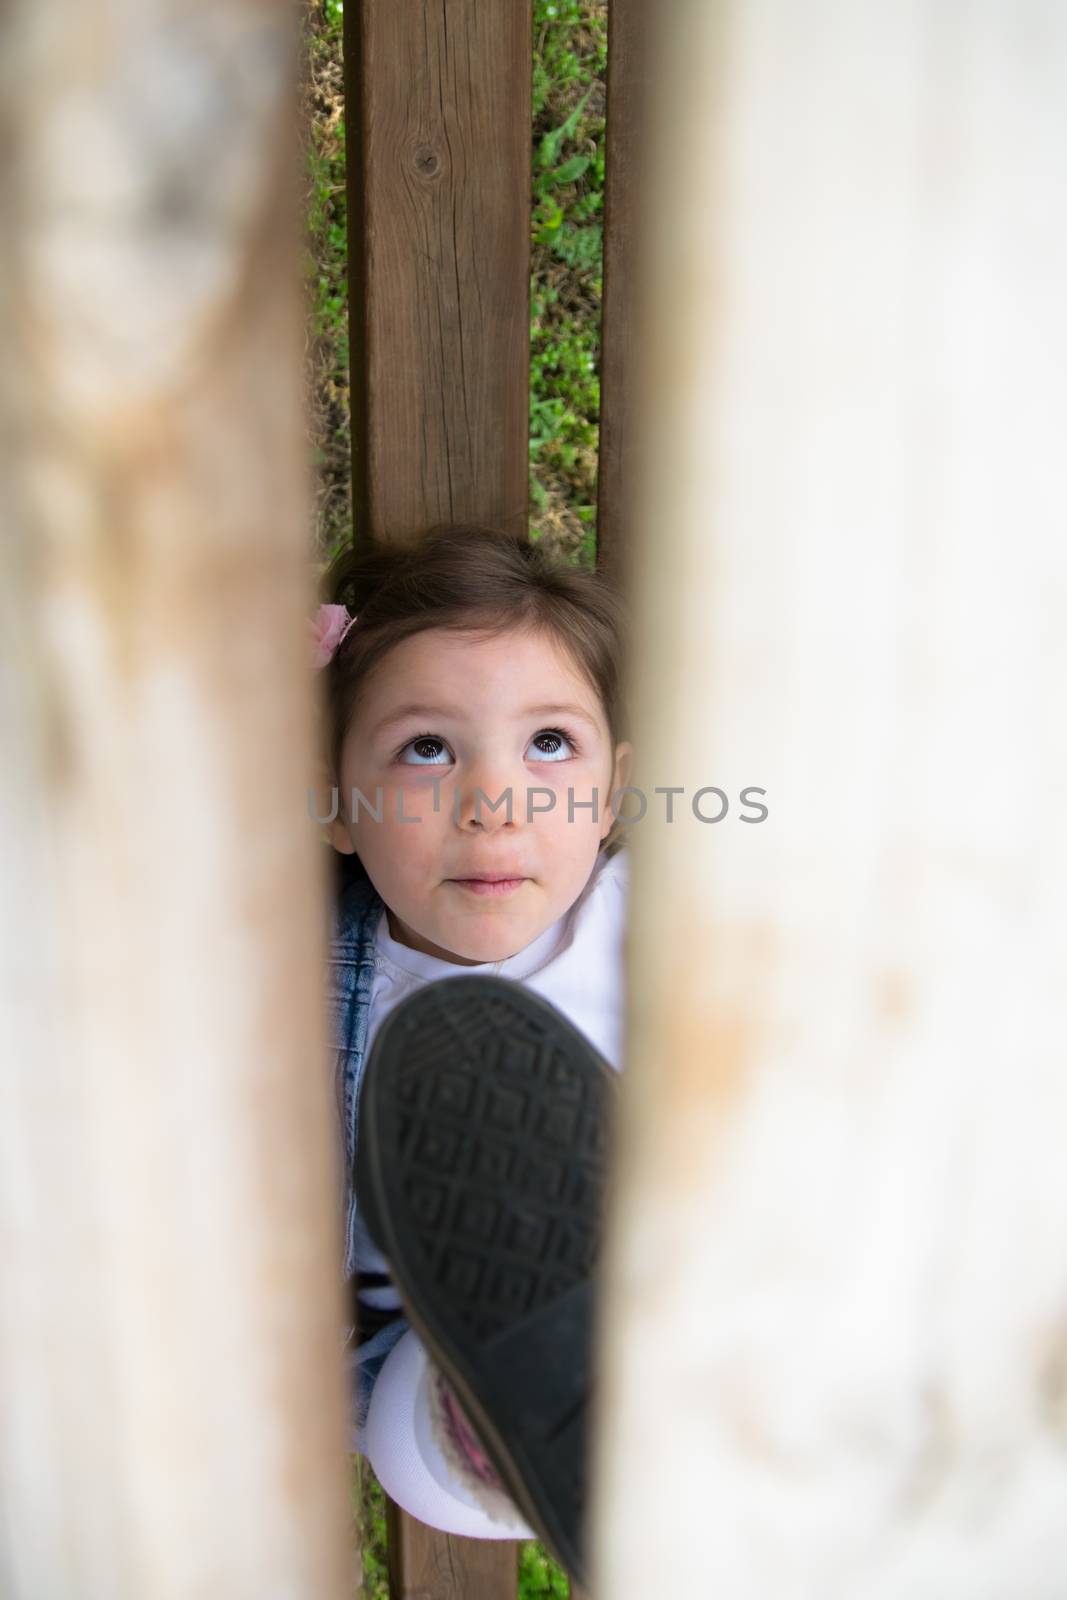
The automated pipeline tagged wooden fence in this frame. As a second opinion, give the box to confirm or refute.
[341,0,635,1591]
[4,3,1067,1599]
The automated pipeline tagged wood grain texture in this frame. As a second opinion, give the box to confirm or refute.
[345,8,531,1592]
[345,0,532,547]
[385,1498,518,1599]
[0,3,352,1597]
[594,1,1067,1596]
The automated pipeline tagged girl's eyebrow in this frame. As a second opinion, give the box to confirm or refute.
[523,703,601,731]
[371,701,601,738]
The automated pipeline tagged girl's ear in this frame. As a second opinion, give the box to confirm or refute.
[330,810,357,856]
[600,740,634,840]
[311,758,355,855]
[612,740,634,795]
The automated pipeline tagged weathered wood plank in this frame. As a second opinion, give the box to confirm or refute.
[595,1,1067,1595]
[345,0,533,546]
[386,1499,518,1600]
[343,7,532,1592]
[0,2,353,1597]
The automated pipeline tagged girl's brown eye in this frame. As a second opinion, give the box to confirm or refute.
[529,729,574,761]
[399,735,450,764]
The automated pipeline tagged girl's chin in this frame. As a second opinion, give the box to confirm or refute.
[393,921,533,967]
[439,917,550,967]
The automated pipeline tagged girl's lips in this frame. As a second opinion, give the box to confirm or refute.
[447,877,527,897]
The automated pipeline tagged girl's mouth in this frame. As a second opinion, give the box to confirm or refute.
[447,877,527,897]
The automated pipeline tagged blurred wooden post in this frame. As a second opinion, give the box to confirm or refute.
[344,0,532,546]
[0,4,353,1596]
[595,2,1067,1595]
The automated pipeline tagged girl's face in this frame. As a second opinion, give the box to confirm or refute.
[330,626,631,964]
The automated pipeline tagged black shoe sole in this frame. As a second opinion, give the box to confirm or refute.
[354,975,616,1584]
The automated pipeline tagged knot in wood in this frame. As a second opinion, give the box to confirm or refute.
[413,144,441,178]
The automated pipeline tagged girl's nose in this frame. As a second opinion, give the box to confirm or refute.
[454,761,522,832]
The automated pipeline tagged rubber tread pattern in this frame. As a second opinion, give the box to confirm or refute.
[355,975,616,1582]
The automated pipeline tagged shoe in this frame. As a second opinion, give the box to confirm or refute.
[354,975,616,1584]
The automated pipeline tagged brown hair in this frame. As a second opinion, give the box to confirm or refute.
[319,525,629,854]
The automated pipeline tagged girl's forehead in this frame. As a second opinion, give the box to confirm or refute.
[362,625,604,718]
[379,627,585,684]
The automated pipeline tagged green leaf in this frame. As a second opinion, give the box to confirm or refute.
[537,87,591,170]
[552,154,591,185]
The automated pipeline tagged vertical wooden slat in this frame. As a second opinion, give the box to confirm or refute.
[345,0,533,546]
[0,3,353,1597]
[595,0,1067,1595]
[342,4,532,1592]
[595,0,644,576]
[385,1497,518,1599]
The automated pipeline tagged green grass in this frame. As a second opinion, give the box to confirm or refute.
[520,1537,574,1597]
[302,0,351,561]
[352,1462,389,1600]
[303,0,607,569]
[529,0,607,565]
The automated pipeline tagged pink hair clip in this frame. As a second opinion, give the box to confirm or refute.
[309,603,358,669]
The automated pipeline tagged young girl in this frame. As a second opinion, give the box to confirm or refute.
[317,526,631,1578]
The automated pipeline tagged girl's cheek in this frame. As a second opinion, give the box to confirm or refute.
[529,758,593,788]
[381,775,448,822]
[531,766,605,828]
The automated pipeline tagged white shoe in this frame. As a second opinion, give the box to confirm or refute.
[364,1327,535,1541]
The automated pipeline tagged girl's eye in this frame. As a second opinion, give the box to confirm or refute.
[396,729,577,764]
[398,735,452,766]
[527,728,576,763]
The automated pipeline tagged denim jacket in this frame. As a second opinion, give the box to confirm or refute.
[327,853,409,1429]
